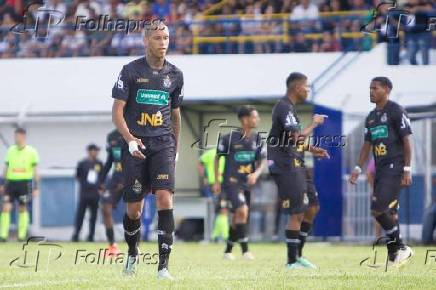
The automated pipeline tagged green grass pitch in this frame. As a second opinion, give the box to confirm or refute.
[1,242,435,289]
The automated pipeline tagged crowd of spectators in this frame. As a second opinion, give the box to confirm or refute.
[0,0,434,62]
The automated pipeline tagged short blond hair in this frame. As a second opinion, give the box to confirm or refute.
[143,20,168,38]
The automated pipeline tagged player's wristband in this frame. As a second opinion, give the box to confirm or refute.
[403,166,411,173]
[128,140,139,155]
[354,166,362,174]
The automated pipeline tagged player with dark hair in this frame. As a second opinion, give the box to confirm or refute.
[99,129,125,256]
[0,128,39,242]
[349,76,413,266]
[112,21,183,279]
[213,105,266,260]
[267,72,329,269]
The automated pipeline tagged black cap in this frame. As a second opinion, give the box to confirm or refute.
[87,143,100,151]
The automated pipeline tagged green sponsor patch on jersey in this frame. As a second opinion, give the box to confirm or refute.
[370,125,388,140]
[234,151,256,162]
[112,147,121,160]
[136,89,169,105]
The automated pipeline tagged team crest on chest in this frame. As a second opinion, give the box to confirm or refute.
[381,113,387,123]
[163,75,171,88]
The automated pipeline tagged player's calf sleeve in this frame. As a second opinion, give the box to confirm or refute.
[235,223,249,253]
[298,222,312,257]
[0,212,11,239]
[375,212,402,252]
[106,227,115,245]
[123,213,141,256]
[225,226,237,253]
[157,209,174,271]
[286,230,300,264]
[18,211,29,240]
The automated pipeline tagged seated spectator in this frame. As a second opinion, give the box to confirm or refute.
[110,31,127,56]
[45,0,66,15]
[152,0,170,20]
[124,31,143,56]
[291,0,320,21]
[89,30,112,56]
[59,29,87,57]
[292,32,312,52]
[174,25,192,54]
[47,33,63,57]
[279,0,294,13]
[123,0,144,19]
[0,33,19,58]
[349,0,371,10]
[317,31,341,52]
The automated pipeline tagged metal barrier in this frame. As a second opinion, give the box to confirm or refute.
[191,11,375,54]
[342,174,374,242]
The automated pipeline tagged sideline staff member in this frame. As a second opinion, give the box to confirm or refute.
[72,144,103,242]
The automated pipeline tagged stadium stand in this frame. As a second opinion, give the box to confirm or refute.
[0,0,434,59]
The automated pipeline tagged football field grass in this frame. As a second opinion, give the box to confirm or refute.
[0,242,435,289]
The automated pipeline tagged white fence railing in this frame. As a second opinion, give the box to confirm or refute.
[342,175,375,242]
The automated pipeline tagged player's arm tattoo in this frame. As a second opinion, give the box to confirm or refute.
[358,141,372,168]
[112,99,134,143]
[171,108,181,152]
[402,135,412,167]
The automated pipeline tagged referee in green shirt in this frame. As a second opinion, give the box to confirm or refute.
[0,128,39,242]
[197,149,228,241]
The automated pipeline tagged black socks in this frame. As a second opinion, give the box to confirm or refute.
[375,212,403,254]
[106,227,114,245]
[157,209,175,271]
[236,223,249,253]
[225,226,237,253]
[123,214,141,257]
[286,230,300,264]
[225,224,249,254]
[298,222,312,257]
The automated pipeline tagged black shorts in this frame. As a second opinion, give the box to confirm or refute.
[219,185,249,213]
[3,180,32,205]
[305,168,319,207]
[371,172,402,213]
[101,175,124,207]
[122,134,176,203]
[272,168,309,215]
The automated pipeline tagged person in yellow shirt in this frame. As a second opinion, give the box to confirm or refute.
[0,128,39,242]
[197,148,228,241]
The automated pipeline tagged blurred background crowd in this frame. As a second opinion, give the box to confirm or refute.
[0,0,435,64]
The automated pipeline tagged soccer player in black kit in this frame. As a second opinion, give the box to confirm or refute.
[213,106,266,261]
[99,129,125,256]
[349,77,413,267]
[267,72,329,269]
[111,22,183,279]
